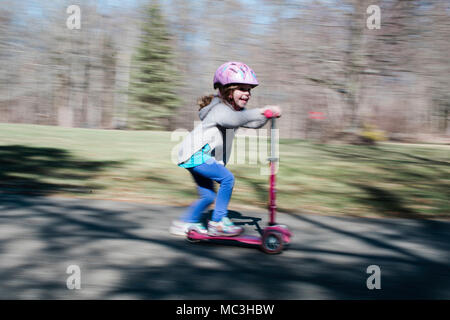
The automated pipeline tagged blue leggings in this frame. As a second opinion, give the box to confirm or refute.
[181,159,235,223]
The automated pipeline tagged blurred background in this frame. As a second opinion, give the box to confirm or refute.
[0,0,448,219]
[1,1,449,300]
[1,0,449,142]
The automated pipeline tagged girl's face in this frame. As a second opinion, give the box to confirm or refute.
[230,85,253,110]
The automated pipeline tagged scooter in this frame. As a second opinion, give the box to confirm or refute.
[186,110,292,254]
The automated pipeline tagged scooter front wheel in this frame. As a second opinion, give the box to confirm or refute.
[261,231,284,254]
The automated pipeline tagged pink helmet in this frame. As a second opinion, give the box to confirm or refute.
[213,61,259,89]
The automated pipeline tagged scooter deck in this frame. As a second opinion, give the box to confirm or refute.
[187,231,262,245]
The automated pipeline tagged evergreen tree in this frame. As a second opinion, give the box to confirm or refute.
[128,2,180,130]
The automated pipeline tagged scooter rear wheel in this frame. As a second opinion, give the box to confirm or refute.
[261,231,283,254]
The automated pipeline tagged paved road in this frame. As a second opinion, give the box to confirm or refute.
[0,195,449,299]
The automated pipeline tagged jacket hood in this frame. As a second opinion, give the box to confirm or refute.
[199,96,222,120]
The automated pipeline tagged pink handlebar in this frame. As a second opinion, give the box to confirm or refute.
[264,109,274,118]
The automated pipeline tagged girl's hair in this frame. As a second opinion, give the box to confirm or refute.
[198,84,239,110]
[197,94,215,109]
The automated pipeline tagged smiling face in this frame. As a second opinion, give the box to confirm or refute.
[229,84,253,110]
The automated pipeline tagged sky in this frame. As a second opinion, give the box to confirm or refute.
[13,0,343,41]
[18,0,317,23]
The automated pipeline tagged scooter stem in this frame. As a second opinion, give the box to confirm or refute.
[269,117,277,225]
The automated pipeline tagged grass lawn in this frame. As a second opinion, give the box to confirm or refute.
[1,123,449,220]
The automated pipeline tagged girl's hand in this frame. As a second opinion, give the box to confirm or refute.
[261,105,282,118]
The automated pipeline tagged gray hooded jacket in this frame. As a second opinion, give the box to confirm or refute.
[177,96,269,166]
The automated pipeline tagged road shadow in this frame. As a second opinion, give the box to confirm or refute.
[0,195,448,299]
[0,145,122,196]
[107,212,450,299]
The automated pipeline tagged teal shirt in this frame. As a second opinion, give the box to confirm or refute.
[178,144,212,168]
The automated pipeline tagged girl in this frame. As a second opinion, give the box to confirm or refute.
[170,61,281,237]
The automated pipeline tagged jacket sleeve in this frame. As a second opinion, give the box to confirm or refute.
[213,104,267,128]
[241,116,269,129]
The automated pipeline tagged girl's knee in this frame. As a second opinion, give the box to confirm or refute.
[223,172,235,187]
[201,189,216,203]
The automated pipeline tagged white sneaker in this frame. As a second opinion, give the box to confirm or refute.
[207,217,244,237]
[169,220,208,236]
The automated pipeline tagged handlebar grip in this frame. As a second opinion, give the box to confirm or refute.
[264,109,274,118]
